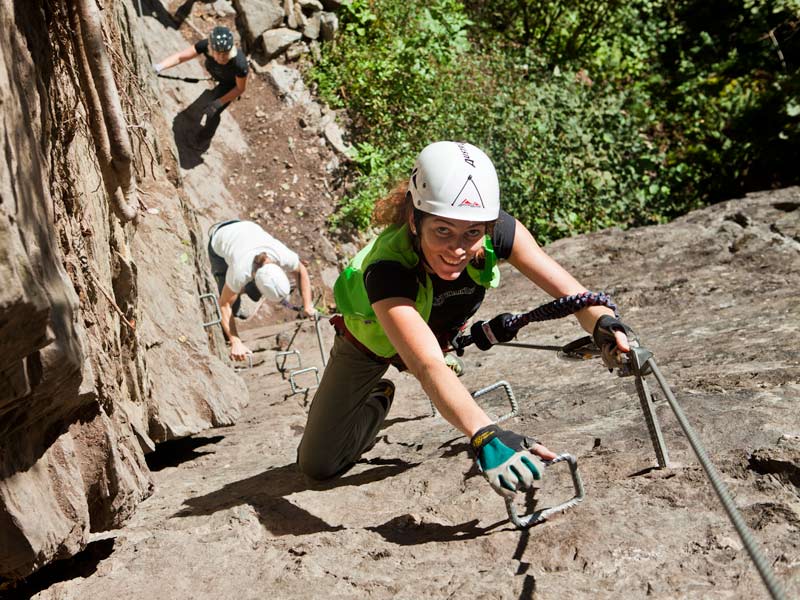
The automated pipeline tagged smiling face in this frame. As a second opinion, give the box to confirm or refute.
[411,214,487,281]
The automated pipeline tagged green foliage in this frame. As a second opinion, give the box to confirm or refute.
[650,0,800,205]
[310,0,800,240]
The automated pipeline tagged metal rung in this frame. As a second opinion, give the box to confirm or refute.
[429,379,519,422]
[200,293,222,328]
[505,453,585,529]
[472,380,519,423]
[288,366,319,395]
[233,354,253,373]
[275,349,302,373]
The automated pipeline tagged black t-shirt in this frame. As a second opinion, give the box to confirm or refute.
[194,39,249,85]
[364,210,517,343]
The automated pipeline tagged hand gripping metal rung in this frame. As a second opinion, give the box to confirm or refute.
[288,366,320,395]
[233,354,253,373]
[275,349,302,373]
[505,453,585,529]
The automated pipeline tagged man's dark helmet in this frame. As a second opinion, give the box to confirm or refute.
[209,26,234,52]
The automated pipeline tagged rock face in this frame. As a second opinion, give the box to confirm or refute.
[0,0,246,580]
[232,0,339,59]
[232,0,285,44]
[14,189,799,599]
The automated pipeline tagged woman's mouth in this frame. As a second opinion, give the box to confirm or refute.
[441,255,465,267]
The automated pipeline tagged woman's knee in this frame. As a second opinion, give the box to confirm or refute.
[296,442,347,481]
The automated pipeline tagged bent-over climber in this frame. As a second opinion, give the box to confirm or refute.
[208,220,316,362]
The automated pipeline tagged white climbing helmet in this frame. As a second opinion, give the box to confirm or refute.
[254,263,290,303]
[408,141,500,222]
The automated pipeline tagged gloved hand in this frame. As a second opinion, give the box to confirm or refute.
[153,63,163,74]
[593,315,634,370]
[470,313,517,351]
[470,424,542,498]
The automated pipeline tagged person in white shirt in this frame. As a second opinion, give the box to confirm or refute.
[208,220,316,361]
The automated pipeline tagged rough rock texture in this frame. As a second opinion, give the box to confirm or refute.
[2,0,798,596]
[0,0,245,580]
[260,27,304,59]
[19,189,799,600]
[232,0,284,45]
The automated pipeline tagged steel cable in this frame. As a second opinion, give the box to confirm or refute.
[649,360,787,600]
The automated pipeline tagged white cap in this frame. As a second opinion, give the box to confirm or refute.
[254,263,290,303]
[409,141,500,222]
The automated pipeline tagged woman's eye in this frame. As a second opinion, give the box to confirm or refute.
[435,227,451,236]
[466,229,483,239]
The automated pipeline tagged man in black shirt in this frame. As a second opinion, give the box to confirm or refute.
[154,26,248,121]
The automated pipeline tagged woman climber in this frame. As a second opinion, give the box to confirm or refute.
[297,141,632,500]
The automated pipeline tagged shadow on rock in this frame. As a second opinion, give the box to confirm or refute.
[172,87,226,170]
[381,414,430,428]
[0,538,115,600]
[175,460,418,536]
[138,0,211,28]
[438,436,471,459]
[145,434,225,472]
[367,514,507,545]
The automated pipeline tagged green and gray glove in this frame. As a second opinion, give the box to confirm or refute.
[470,424,542,498]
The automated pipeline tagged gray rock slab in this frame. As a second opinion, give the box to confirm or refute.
[232,0,285,43]
[302,12,321,39]
[319,11,338,41]
[260,28,304,60]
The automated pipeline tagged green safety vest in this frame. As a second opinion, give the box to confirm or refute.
[333,224,500,358]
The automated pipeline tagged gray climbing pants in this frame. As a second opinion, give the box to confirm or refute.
[297,334,392,480]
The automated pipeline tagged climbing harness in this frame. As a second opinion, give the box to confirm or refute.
[452,291,788,600]
[157,73,212,83]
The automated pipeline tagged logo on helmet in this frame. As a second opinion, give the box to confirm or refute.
[456,142,476,168]
[450,176,485,208]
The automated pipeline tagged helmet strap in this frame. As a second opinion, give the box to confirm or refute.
[410,208,434,272]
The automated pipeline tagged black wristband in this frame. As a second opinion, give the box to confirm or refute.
[593,314,624,348]
[470,424,500,457]
[470,424,539,458]
[470,313,516,351]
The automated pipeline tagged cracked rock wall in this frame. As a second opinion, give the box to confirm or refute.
[0,0,247,579]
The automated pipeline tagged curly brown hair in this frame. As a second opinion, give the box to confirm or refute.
[372,181,412,227]
[371,180,495,266]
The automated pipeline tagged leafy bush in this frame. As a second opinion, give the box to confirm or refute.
[309,0,799,239]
